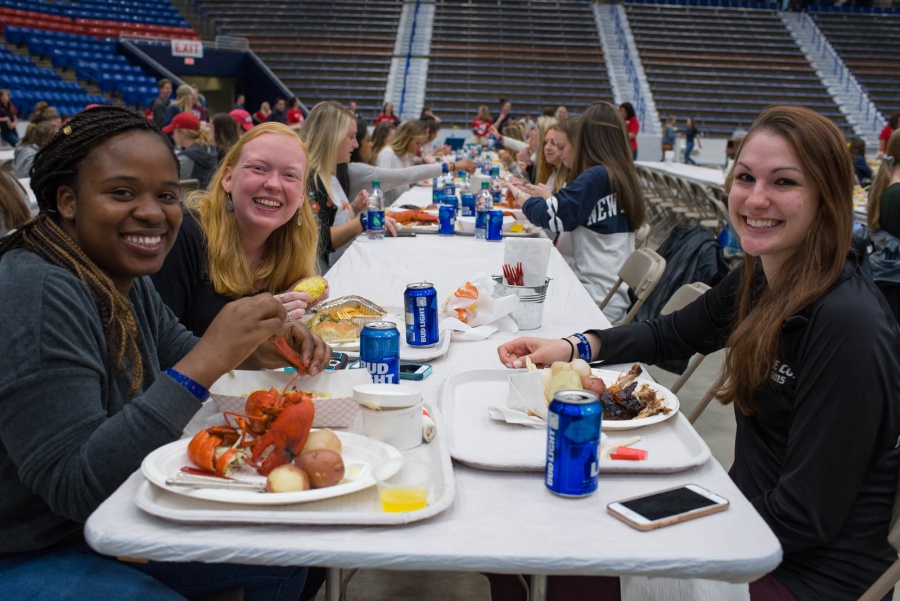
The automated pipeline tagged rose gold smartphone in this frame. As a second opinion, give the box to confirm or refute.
[607,484,729,531]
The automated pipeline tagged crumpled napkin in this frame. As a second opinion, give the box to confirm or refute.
[487,371,547,428]
[441,273,519,341]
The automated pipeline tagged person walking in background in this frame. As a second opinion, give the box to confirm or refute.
[149,79,172,129]
[619,102,639,160]
[660,115,677,161]
[0,89,19,147]
[683,116,701,165]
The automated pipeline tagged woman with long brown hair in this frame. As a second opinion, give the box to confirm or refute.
[498,105,900,601]
[508,102,643,322]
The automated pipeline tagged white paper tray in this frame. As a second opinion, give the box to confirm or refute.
[135,404,455,525]
[439,370,711,473]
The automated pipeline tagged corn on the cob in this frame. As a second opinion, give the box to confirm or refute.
[293,276,327,301]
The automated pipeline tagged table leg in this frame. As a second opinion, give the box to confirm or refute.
[325,567,341,601]
[529,574,548,601]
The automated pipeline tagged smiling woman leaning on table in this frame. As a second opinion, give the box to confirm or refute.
[0,107,329,599]
[499,105,900,601]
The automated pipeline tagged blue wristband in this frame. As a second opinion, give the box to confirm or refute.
[572,333,592,363]
[441,162,449,174]
[360,212,368,228]
[166,367,209,401]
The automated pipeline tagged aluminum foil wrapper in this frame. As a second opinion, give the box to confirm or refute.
[312,296,387,327]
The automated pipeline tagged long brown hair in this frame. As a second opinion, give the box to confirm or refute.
[719,105,853,414]
[574,102,644,230]
[868,129,900,231]
[0,171,31,233]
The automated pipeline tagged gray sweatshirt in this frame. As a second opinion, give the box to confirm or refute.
[0,249,200,554]
[347,161,443,205]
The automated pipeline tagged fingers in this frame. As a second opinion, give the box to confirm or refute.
[285,322,331,375]
[277,292,312,322]
[385,216,398,237]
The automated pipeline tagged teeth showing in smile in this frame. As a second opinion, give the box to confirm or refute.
[746,218,779,229]
[125,235,161,247]
[254,198,281,208]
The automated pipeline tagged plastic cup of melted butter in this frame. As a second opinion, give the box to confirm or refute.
[373,457,432,513]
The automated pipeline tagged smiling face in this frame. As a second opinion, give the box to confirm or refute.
[222,132,306,240]
[337,119,358,164]
[57,131,181,295]
[728,130,819,279]
[556,132,575,169]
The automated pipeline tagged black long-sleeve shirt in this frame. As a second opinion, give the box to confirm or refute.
[592,257,900,601]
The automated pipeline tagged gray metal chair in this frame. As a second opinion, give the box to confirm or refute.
[659,282,711,396]
[599,247,666,325]
[858,479,900,600]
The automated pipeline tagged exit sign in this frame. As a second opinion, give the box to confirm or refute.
[171,39,203,59]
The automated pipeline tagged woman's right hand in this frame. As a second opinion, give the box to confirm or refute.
[497,337,572,369]
[176,294,287,387]
[455,158,477,174]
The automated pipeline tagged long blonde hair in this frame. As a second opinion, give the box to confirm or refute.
[298,101,354,203]
[868,129,900,231]
[173,85,194,113]
[532,115,558,185]
[719,105,853,414]
[186,123,318,297]
[389,120,427,157]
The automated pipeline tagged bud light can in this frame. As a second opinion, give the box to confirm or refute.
[404,283,439,347]
[442,190,458,208]
[460,193,476,217]
[359,321,400,384]
[486,210,504,241]
[546,390,602,497]
[438,204,456,236]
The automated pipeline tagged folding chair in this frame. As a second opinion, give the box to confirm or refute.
[599,247,666,325]
[659,283,712,394]
[858,479,900,601]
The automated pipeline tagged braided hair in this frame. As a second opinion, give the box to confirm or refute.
[0,106,178,395]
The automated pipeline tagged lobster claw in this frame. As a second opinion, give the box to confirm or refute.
[274,336,309,373]
[251,401,315,476]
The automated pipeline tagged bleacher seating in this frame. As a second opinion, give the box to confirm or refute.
[426,0,614,126]
[194,0,401,119]
[626,2,852,137]
[810,8,900,120]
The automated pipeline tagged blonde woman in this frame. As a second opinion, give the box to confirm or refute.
[472,104,492,143]
[152,122,323,337]
[162,84,195,128]
[376,120,433,204]
[163,112,217,187]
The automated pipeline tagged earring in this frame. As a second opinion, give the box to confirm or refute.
[225,194,234,212]
[297,209,303,226]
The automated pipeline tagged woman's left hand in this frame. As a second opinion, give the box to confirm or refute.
[385,216,399,237]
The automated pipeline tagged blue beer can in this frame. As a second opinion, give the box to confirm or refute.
[359,321,400,384]
[404,283,440,347]
[438,204,456,236]
[442,190,458,208]
[486,209,504,241]
[546,390,602,497]
[460,194,476,217]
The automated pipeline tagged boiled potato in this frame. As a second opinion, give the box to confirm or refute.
[545,369,583,402]
[549,361,571,376]
[266,464,310,493]
[301,428,342,455]
[295,449,345,489]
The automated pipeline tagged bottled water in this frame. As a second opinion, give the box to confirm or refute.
[490,166,502,206]
[366,181,385,240]
[457,170,470,197]
[475,181,493,240]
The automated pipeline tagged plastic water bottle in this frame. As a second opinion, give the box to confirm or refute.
[457,170,470,197]
[490,166,502,206]
[444,171,456,199]
[366,181,385,240]
[475,181,492,240]
[432,173,444,204]
[487,133,496,149]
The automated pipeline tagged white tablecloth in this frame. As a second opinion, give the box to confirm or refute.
[636,161,726,187]
[85,227,780,590]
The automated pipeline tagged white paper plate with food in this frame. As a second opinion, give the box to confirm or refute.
[142,431,401,506]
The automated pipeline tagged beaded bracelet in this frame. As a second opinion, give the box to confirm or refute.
[572,333,592,363]
[165,367,209,401]
[561,337,575,363]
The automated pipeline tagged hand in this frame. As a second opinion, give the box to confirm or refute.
[455,158,477,174]
[244,321,332,375]
[385,215,398,237]
[516,146,532,170]
[498,150,513,167]
[350,190,368,216]
[497,337,572,369]
[487,125,500,138]
[177,294,287,386]
[434,144,452,157]
[506,182,528,208]
[528,182,552,200]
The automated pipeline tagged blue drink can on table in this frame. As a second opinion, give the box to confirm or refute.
[404,283,440,347]
[486,210,504,241]
[460,194,476,217]
[359,321,400,384]
[546,390,602,497]
[438,204,456,236]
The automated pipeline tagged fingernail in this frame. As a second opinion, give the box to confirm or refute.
[309,366,318,375]
[505,362,513,369]
[513,360,522,368]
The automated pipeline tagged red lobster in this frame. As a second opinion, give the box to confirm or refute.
[187,373,316,476]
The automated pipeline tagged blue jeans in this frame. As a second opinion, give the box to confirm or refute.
[0,545,309,601]
[684,140,697,165]
[1,128,18,147]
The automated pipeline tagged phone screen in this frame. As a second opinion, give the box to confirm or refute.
[621,487,718,521]
[399,363,423,373]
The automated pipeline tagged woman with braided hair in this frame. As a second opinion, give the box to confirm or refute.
[0,106,327,599]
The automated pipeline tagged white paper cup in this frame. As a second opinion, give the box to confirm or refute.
[360,399,425,450]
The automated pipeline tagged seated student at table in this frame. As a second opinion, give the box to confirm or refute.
[0,106,330,600]
[344,117,474,202]
[422,118,451,159]
[508,102,644,323]
[12,121,58,179]
[498,105,900,601]
[376,120,436,205]
[515,115,557,183]
[0,170,31,236]
[299,102,392,270]
[162,112,217,188]
[369,121,396,166]
[152,122,326,337]
[472,104,493,144]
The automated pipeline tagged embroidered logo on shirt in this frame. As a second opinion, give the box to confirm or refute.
[586,194,620,226]
[769,360,795,386]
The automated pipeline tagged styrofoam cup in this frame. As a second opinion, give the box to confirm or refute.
[361,399,425,451]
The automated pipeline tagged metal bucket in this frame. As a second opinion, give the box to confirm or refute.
[492,275,551,331]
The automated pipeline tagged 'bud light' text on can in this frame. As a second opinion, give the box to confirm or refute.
[546,390,602,497]
[439,204,456,236]
[404,283,439,347]
[460,194,476,217]
[486,210,504,241]
[359,321,400,384]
